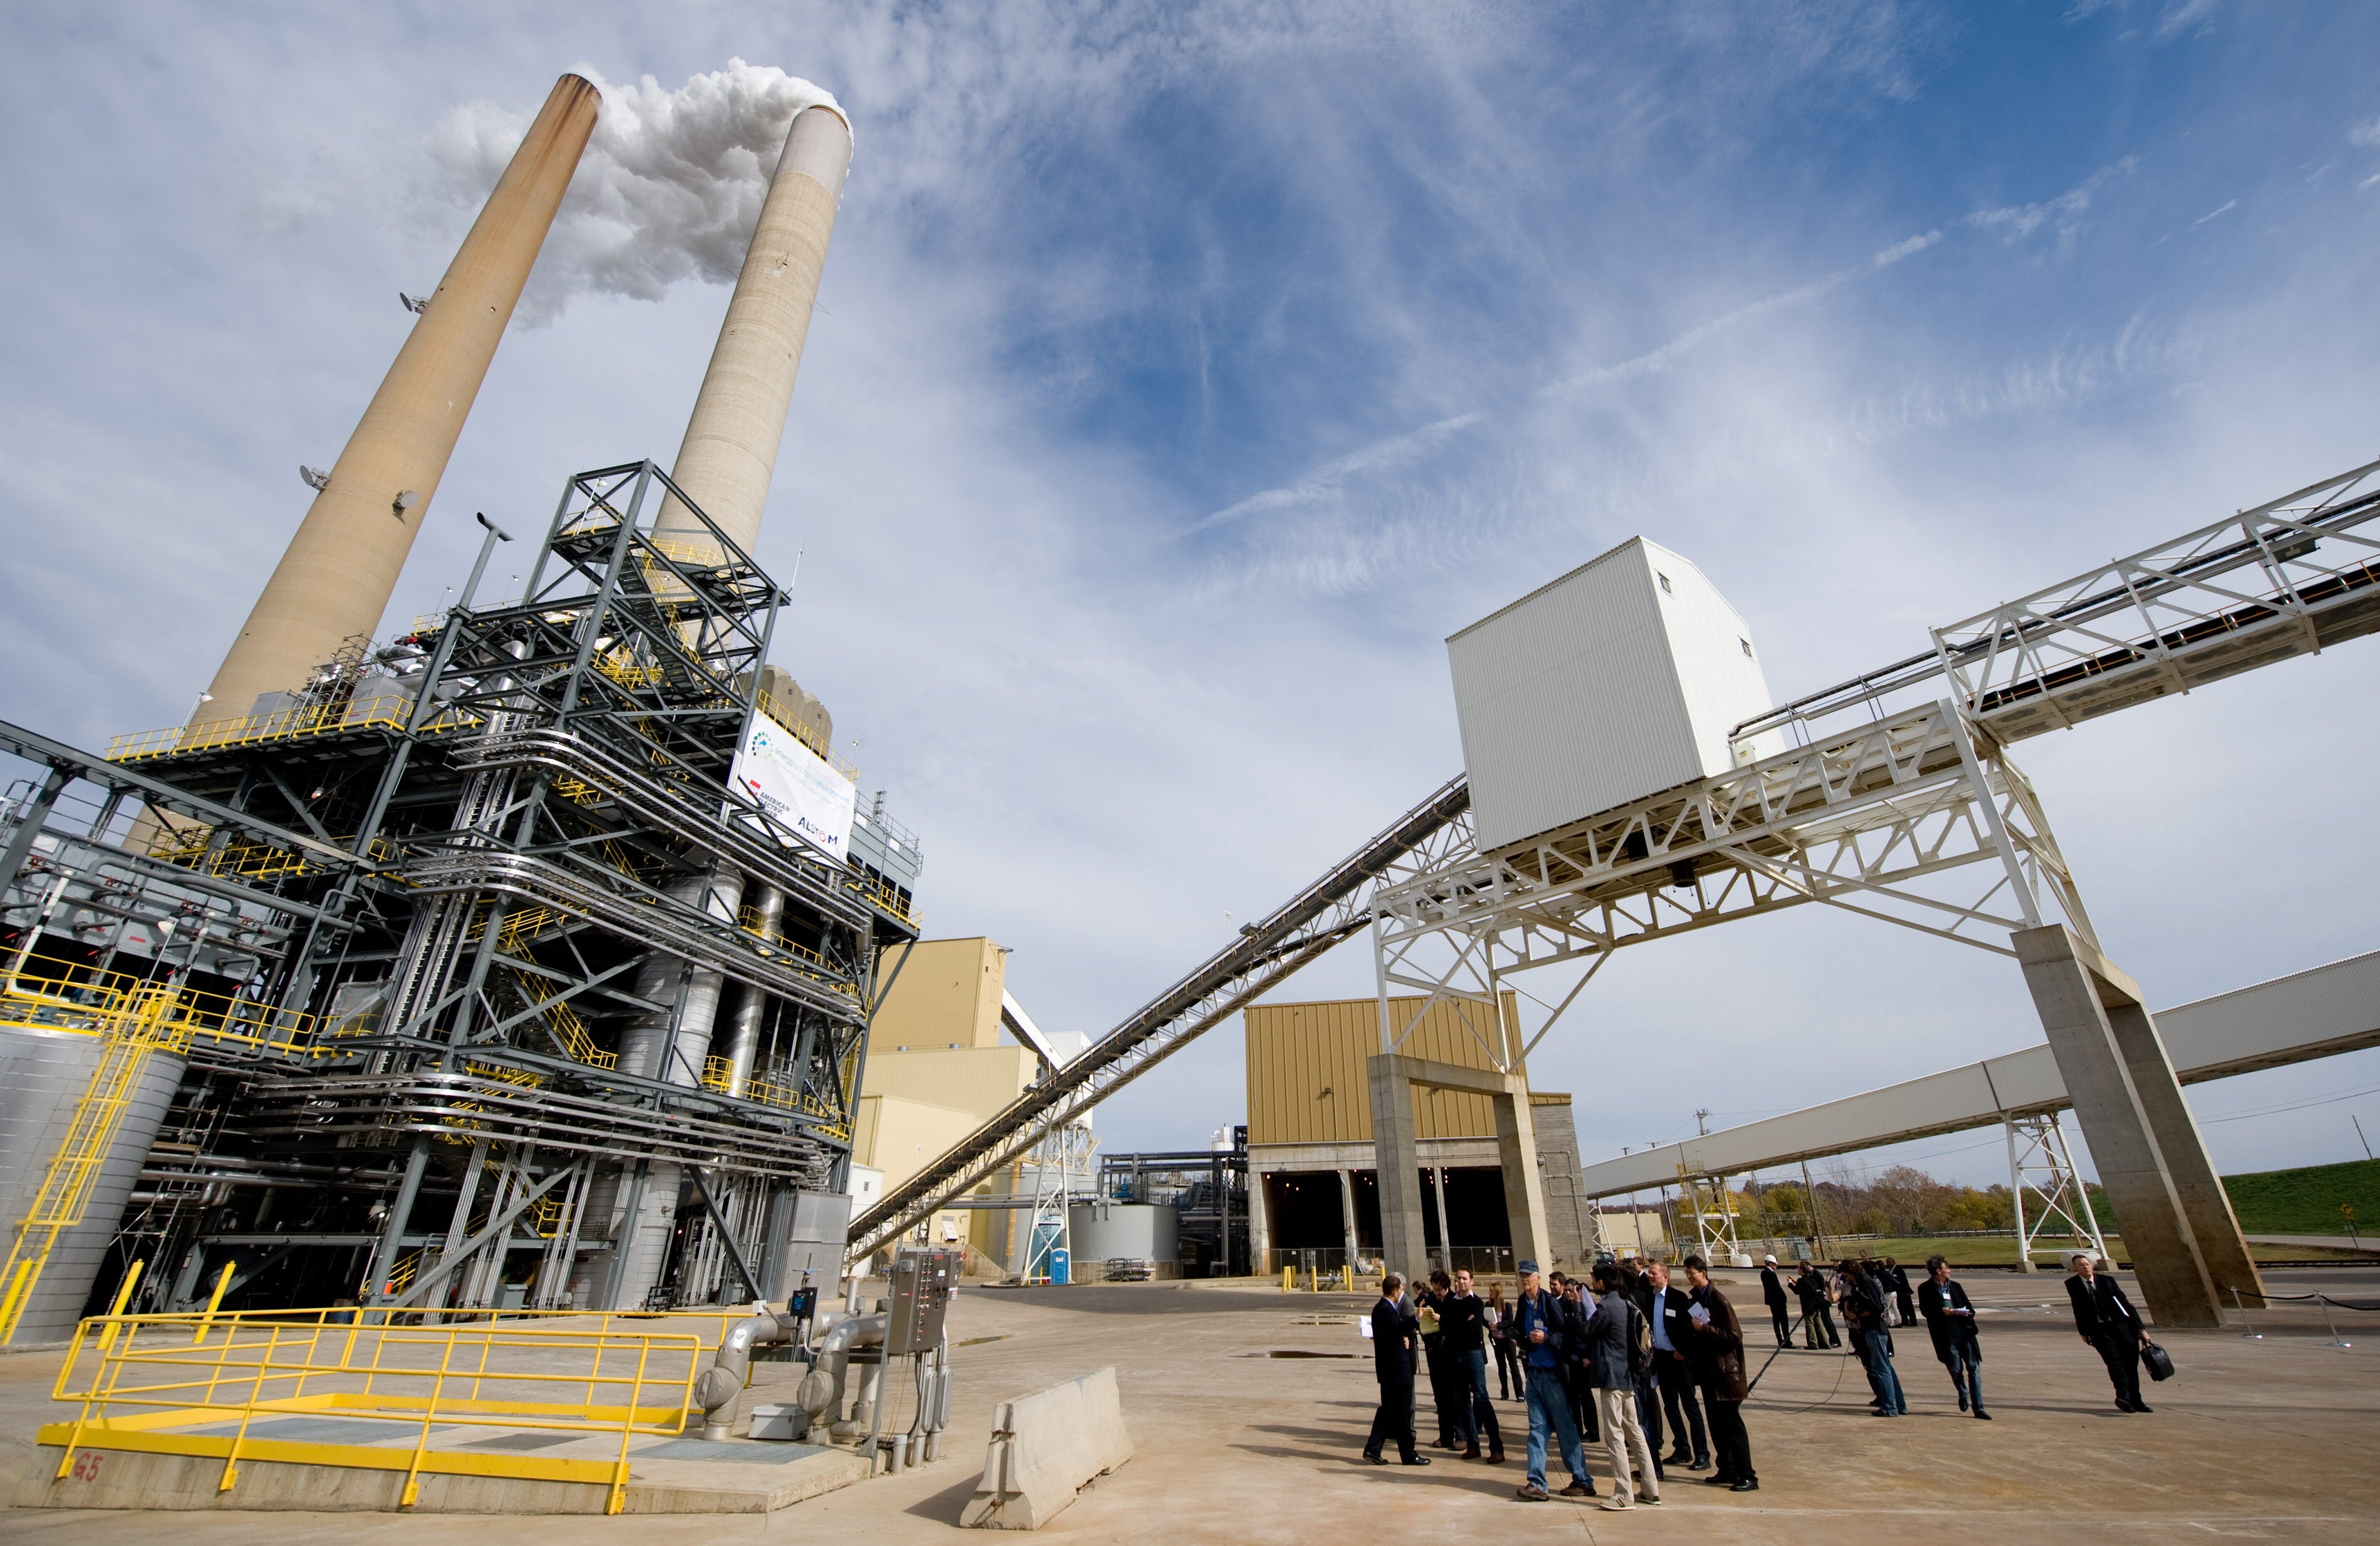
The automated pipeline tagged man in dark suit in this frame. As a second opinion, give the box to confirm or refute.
[2065,1254,2152,1413]
[1642,1260,1710,1470]
[1363,1273,1431,1464]
[1758,1255,1791,1349]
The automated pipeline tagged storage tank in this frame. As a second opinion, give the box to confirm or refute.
[0,1025,185,1343]
[1067,1201,1179,1278]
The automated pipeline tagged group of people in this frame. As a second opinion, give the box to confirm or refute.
[1364,1246,2161,1504]
[1366,1255,1756,1508]
[1753,1251,1987,1418]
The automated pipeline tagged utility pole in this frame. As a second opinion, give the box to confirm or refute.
[1801,1158,1828,1260]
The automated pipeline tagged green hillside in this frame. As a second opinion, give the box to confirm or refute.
[2220,1157,2380,1237]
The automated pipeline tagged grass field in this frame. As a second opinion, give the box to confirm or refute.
[2222,1156,2380,1239]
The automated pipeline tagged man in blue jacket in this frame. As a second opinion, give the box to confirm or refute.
[1511,1260,1594,1502]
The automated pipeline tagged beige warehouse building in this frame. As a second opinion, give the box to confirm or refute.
[849,937,1052,1269]
[1243,994,1607,1276]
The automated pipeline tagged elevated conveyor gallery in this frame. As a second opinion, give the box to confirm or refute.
[1573,947,2380,1198]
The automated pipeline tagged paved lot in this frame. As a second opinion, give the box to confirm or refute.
[3,1267,2375,1543]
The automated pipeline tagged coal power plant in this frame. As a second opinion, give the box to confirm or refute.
[0,73,910,1343]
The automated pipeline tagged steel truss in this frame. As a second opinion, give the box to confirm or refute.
[1676,1170,1742,1266]
[1371,701,2093,1073]
[847,776,1474,1262]
[46,460,919,1314]
[844,458,2378,1275]
[2005,1111,2109,1271]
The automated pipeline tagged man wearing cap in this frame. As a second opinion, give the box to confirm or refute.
[1362,1273,1430,1465]
[1510,1260,1593,1502]
[1758,1255,1791,1349]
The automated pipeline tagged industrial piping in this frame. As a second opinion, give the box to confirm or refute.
[199,73,601,723]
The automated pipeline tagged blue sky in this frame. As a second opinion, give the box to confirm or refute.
[4,1,2377,1190]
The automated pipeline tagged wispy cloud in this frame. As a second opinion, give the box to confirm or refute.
[2190,197,2238,228]
[1194,228,1947,544]
[1966,156,2139,254]
[1195,411,1485,530]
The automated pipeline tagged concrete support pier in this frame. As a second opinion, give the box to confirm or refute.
[2015,924,2264,1325]
[1367,1053,1548,1277]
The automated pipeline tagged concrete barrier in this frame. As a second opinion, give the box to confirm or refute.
[960,1366,1133,1530]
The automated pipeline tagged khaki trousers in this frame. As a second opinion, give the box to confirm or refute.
[1593,1384,1660,1504]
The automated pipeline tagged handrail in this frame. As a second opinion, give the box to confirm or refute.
[44,1305,710,1514]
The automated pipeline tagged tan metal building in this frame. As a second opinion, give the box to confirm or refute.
[852,937,1041,1268]
[1243,994,1595,1276]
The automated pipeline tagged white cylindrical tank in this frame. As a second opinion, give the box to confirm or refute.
[0,1026,185,1342]
[1066,1202,1178,1273]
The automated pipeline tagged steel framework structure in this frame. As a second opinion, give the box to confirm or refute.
[847,458,2380,1267]
[845,776,1474,1261]
[2005,1111,2109,1271]
[1372,456,2380,1077]
[5,461,920,1324]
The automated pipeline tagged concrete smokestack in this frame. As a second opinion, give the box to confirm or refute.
[197,73,601,723]
[656,101,853,558]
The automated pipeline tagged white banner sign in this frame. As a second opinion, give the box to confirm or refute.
[730,709,857,865]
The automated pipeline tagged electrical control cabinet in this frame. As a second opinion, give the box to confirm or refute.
[886,1246,960,1354]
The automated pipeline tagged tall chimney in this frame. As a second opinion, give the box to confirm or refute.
[656,101,854,559]
[197,73,601,723]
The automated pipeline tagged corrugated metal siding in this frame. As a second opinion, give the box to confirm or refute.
[0,1028,185,1341]
[857,1044,1036,1121]
[870,937,1006,1050]
[1640,539,1775,770]
[1245,994,1523,1146]
[852,1092,985,1187]
[1449,537,1773,850]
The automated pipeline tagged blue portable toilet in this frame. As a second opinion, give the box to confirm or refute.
[1048,1248,1070,1285]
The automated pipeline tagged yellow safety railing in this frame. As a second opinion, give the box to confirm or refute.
[107,703,479,763]
[514,981,615,1070]
[695,1053,850,1137]
[849,872,918,927]
[43,1307,706,1514]
[0,987,189,1342]
[1,950,323,1060]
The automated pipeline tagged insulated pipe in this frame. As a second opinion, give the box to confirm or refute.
[199,74,600,722]
[696,1299,804,1440]
[654,101,853,558]
[721,883,784,1096]
[796,1309,887,1429]
[614,868,748,1086]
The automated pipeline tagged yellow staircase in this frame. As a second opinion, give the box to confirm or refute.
[0,986,188,1343]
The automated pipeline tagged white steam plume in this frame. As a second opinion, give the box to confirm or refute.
[418,59,846,326]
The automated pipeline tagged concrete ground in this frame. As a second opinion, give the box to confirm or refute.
[3,1266,2375,1543]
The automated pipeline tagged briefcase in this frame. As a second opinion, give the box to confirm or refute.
[2141,1341,2175,1382]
